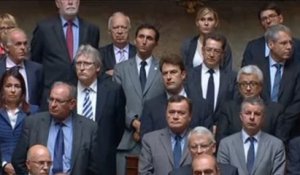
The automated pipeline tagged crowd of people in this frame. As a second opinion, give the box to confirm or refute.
[0,0,300,175]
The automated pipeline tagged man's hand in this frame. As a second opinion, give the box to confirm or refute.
[4,163,16,175]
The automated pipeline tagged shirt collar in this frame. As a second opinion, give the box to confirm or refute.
[6,56,25,69]
[113,44,129,54]
[269,55,285,67]
[166,88,187,99]
[201,63,219,74]
[135,55,152,66]
[52,114,73,127]
[60,16,79,27]
[241,129,261,143]
[78,79,97,93]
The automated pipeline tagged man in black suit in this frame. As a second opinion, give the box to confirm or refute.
[74,44,125,175]
[140,53,209,136]
[186,33,236,130]
[12,82,99,175]
[242,2,300,67]
[0,28,43,106]
[169,126,238,175]
[99,12,136,76]
[30,0,100,109]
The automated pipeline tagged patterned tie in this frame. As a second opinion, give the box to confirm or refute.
[247,137,256,174]
[173,135,182,169]
[66,20,73,60]
[139,61,147,91]
[118,49,126,63]
[206,69,215,115]
[82,88,93,119]
[271,63,282,102]
[53,122,64,174]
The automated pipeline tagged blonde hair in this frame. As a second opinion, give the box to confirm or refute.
[195,7,219,28]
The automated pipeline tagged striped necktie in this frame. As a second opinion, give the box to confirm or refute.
[82,88,93,119]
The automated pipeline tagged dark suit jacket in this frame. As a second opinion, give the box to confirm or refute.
[186,64,236,125]
[216,96,284,142]
[86,74,125,175]
[99,43,136,72]
[242,36,300,67]
[11,112,99,175]
[181,35,232,71]
[287,136,300,175]
[0,58,43,106]
[168,163,238,175]
[30,15,100,109]
[140,90,210,137]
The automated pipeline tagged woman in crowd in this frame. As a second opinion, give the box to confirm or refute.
[0,13,18,58]
[0,68,39,175]
[181,6,232,71]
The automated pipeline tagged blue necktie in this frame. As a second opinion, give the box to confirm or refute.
[173,135,182,169]
[82,88,93,119]
[139,61,147,91]
[271,63,282,102]
[53,122,64,174]
[206,69,215,115]
[247,137,256,174]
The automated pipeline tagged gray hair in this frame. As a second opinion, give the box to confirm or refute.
[51,81,77,99]
[241,97,265,114]
[74,44,102,69]
[188,126,216,145]
[107,11,131,30]
[237,65,263,83]
[265,24,292,44]
[2,27,26,46]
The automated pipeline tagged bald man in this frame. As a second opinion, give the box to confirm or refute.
[26,145,52,175]
[192,154,220,175]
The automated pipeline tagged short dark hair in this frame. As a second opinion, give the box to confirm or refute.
[135,23,160,42]
[258,2,282,20]
[202,32,227,51]
[159,53,185,72]
[168,95,192,114]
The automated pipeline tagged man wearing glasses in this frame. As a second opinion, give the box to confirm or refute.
[74,44,125,175]
[12,82,100,175]
[186,32,236,131]
[169,126,238,175]
[26,145,52,175]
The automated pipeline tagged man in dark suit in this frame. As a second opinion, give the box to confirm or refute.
[30,0,100,109]
[74,44,125,175]
[0,28,43,106]
[140,53,209,136]
[169,126,238,175]
[139,95,192,175]
[217,97,286,175]
[113,23,164,175]
[99,12,136,76]
[242,2,300,67]
[216,65,284,142]
[187,33,236,130]
[12,82,99,175]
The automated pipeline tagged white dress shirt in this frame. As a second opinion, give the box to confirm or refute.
[193,39,204,67]
[114,44,130,64]
[136,55,152,78]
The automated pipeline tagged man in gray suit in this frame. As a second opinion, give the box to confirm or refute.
[217,97,286,175]
[12,82,99,175]
[139,95,192,175]
[113,23,164,175]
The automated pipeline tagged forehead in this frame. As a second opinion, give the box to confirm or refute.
[5,76,20,84]
[50,85,70,98]
[260,9,278,17]
[137,28,156,37]
[111,15,128,26]
[239,73,259,82]
[242,103,263,112]
[189,133,211,144]
[77,54,93,62]
[204,39,222,48]
[274,31,292,41]
[10,31,27,40]
[167,101,188,110]
[162,63,181,71]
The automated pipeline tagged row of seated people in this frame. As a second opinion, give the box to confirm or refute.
[0,0,300,175]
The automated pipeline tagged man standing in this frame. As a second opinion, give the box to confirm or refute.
[26,145,52,175]
[0,28,43,105]
[75,44,125,175]
[217,97,286,175]
[169,126,238,175]
[113,23,164,175]
[12,82,99,175]
[31,0,99,109]
[99,12,136,75]
[139,95,192,174]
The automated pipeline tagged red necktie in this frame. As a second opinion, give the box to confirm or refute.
[66,20,73,60]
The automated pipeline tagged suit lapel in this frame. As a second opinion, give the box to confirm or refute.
[52,17,69,61]
[95,77,107,123]
[193,65,203,98]
[0,108,11,126]
[262,57,271,100]
[24,60,33,100]
[143,59,160,95]
[108,44,116,67]
[0,58,7,75]
[78,17,88,45]
[236,133,248,173]
[129,44,136,59]
[70,114,83,169]
[38,114,51,145]
[278,60,293,100]
[159,129,174,166]
[180,135,190,166]
[251,132,265,175]
[186,36,198,67]
[216,69,226,111]
[128,59,143,98]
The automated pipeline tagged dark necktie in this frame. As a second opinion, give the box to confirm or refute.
[139,61,147,91]
[82,88,93,120]
[66,20,73,60]
[206,69,215,115]
[53,122,64,174]
[173,135,182,169]
[271,63,282,102]
[247,137,256,174]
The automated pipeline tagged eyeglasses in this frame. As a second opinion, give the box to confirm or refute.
[203,47,223,55]
[0,26,14,31]
[261,14,279,22]
[75,61,95,68]
[238,81,260,88]
[30,160,53,167]
[189,142,213,152]
[47,97,72,104]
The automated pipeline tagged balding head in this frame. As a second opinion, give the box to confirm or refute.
[26,145,52,175]
[192,154,220,175]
